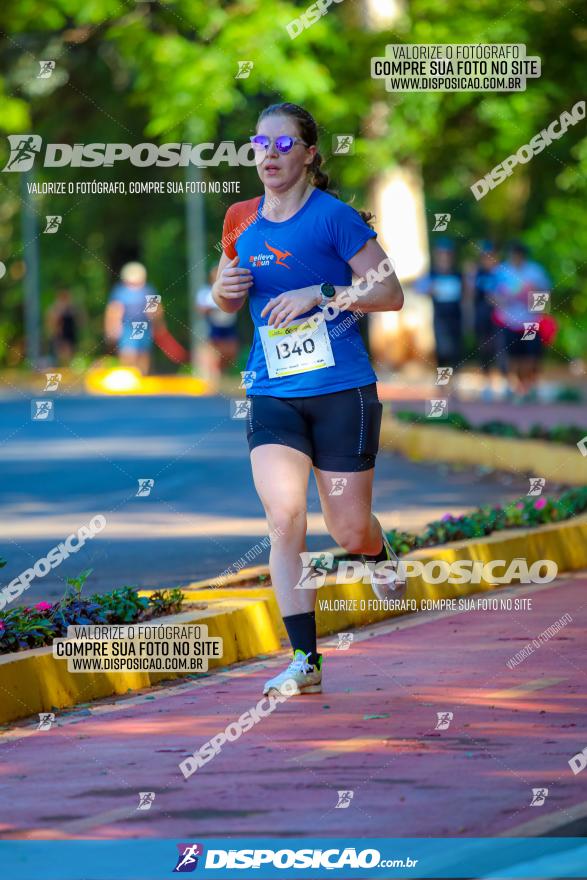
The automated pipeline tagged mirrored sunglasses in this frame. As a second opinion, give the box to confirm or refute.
[249,134,308,154]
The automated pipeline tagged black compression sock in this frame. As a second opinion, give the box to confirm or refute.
[283,611,319,666]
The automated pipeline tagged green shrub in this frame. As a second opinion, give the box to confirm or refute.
[0,573,185,655]
[395,409,587,448]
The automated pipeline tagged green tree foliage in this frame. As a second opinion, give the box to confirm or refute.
[0,0,585,364]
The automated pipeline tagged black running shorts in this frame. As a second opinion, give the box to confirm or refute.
[245,383,383,472]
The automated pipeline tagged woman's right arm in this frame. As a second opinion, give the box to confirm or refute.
[212,252,253,314]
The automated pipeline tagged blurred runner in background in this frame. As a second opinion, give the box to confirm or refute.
[470,240,503,399]
[491,242,552,400]
[104,262,163,374]
[415,238,463,371]
[196,265,239,383]
[46,288,80,366]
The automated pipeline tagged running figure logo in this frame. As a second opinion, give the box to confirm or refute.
[435,711,453,730]
[44,215,62,234]
[264,241,292,268]
[137,792,155,811]
[235,61,253,79]
[332,135,354,155]
[296,552,334,589]
[37,712,55,730]
[521,322,539,341]
[131,321,148,339]
[137,478,155,497]
[335,790,354,809]
[144,294,161,314]
[329,477,347,496]
[231,399,251,419]
[530,787,549,806]
[527,477,546,497]
[2,134,42,172]
[37,60,56,79]
[529,291,550,312]
[44,373,62,391]
[427,399,447,419]
[336,632,354,651]
[240,371,256,390]
[435,367,453,385]
[32,400,54,421]
[433,213,451,232]
[173,843,204,872]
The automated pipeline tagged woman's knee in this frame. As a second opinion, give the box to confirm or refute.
[331,521,371,554]
[265,503,307,538]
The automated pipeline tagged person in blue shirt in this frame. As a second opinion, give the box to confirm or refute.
[105,262,163,374]
[213,102,404,697]
[492,242,552,398]
[415,238,463,370]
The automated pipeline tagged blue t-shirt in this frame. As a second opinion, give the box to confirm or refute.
[415,272,463,308]
[234,188,378,397]
[492,260,551,330]
[109,283,155,346]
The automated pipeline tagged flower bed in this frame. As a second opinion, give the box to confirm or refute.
[380,486,587,555]
[394,410,586,447]
[0,569,186,655]
[3,488,586,650]
[203,487,587,586]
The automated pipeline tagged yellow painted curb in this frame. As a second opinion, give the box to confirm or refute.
[182,513,587,635]
[381,417,587,486]
[180,588,287,641]
[0,598,280,725]
[182,513,587,636]
[85,367,212,396]
[1,514,585,725]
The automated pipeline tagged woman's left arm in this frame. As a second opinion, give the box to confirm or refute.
[344,238,404,313]
[262,239,403,328]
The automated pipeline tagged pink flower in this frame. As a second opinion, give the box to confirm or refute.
[515,503,524,510]
[534,497,547,510]
[441,514,453,522]
[34,601,52,611]
[0,621,5,632]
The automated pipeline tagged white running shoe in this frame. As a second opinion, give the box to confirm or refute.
[368,532,407,601]
[263,649,323,696]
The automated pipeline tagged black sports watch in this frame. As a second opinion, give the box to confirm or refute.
[317,282,336,310]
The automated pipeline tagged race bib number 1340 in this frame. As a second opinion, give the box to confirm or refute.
[259,318,335,379]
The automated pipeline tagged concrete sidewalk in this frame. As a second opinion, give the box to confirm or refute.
[385,395,585,433]
[447,399,585,432]
[1,576,586,840]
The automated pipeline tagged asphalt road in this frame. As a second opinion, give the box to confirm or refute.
[0,394,529,604]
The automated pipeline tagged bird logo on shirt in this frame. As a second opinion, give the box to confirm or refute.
[264,241,292,268]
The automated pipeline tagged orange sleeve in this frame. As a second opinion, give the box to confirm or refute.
[221,197,262,260]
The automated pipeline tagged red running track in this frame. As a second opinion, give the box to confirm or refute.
[0,576,586,840]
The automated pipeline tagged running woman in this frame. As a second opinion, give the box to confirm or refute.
[213,103,404,696]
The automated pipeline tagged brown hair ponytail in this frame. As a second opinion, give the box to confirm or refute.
[256,102,374,228]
